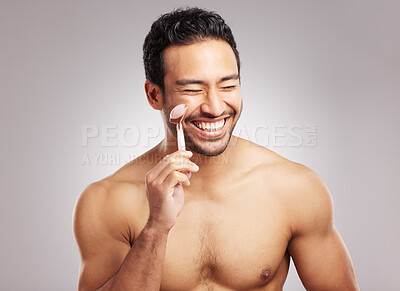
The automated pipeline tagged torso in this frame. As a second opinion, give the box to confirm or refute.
[160,189,291,290]
[105,138,298,290]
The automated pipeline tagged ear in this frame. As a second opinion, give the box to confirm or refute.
[145,80,163,110]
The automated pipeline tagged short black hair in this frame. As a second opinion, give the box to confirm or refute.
[143,7,240,94]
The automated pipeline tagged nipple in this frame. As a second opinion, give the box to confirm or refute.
[260,267,271,280]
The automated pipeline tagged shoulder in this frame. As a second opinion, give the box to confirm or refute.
[281,162,333,218]
[239,139,333,234]
[242,139,331,202]
[269,158,334,236]
[74,172,144,217]
[73,147,161,227]
[73,169,148,250]
[73,148,161,239]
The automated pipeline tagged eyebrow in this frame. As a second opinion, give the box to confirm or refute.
[175,74,240,86]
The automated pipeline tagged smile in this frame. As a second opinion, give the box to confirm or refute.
[192,119,225,131]
[188,117,230,138]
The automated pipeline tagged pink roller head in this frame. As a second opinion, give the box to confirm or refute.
[169,104,187,123]
[169,104,187,151]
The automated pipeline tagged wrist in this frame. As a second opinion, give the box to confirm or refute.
[145,217,171,236]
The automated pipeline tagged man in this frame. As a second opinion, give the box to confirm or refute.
[73,7,359,291]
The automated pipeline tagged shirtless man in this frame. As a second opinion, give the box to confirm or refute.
[73,8,359,291]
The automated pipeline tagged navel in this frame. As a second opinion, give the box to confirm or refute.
[260,266,272,280]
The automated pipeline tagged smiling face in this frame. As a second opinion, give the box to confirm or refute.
[161,39,242,156]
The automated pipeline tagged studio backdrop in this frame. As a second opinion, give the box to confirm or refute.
[0,0,399,290]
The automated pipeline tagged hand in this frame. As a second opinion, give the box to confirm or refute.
[145,150,199,232]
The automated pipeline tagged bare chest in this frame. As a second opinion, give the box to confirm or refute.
[155,190,291,290]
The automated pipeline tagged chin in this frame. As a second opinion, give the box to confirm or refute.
[185,131,233,157]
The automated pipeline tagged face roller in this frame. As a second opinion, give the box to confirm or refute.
[169,104,188,151]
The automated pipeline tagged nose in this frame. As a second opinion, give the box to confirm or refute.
[200,88,225,117]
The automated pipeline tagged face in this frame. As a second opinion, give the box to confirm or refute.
[162,39,242,156]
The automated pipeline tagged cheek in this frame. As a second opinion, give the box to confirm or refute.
[165,92,187,105]
[223,91,242,111]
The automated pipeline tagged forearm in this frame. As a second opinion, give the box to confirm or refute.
[98,222,169,291]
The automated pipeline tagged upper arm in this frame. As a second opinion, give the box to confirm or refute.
[287,166,359,291]
[73,182,132,291]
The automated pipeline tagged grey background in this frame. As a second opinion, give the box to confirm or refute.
[1,0,399,290]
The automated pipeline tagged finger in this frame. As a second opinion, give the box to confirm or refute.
[164,171,190,193]
[157,158,199,183]
[183,171,191,179]
[147,151,193,180]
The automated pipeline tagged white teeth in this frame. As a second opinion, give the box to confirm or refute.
[194,119,225,131]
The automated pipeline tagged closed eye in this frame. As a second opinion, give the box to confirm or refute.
[221,85,236,90]
[184,89,202,93]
